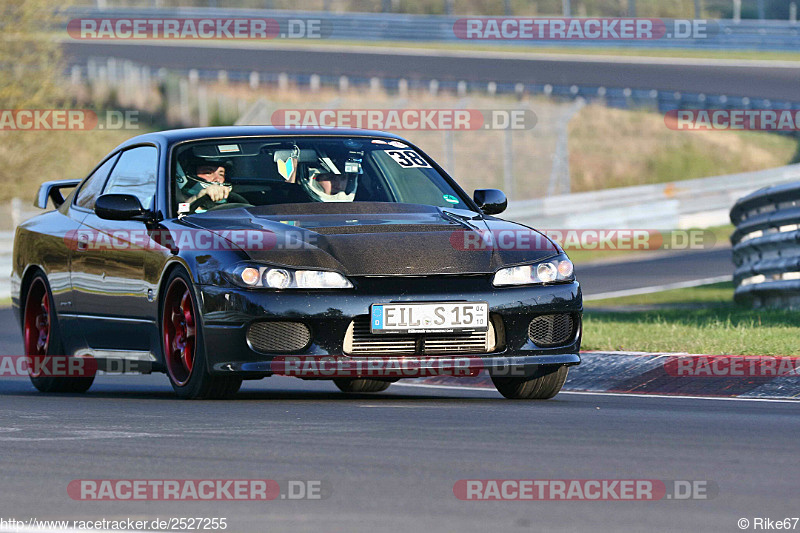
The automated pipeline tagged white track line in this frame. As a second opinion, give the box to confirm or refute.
[584,275,731,301]
[394,382,800,403]
[64,40,800,68]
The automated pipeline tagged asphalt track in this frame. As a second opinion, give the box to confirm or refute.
[0,307,798,533]
[17,38,789,533]
[577,248,732,299]
[64,42,800,101]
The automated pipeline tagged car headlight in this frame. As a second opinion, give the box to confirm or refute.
[231,265,353,289]
[492,256,574,287]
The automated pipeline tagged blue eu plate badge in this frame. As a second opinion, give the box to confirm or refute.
[372,305,383,329]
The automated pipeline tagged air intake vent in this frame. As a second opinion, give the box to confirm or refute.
[247,322,311,353]
[344,316,498,355]
[528,314,577,347]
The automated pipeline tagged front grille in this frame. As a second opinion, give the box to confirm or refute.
[247,321,311,353]
[528,314,577,347]
[344,316,497,356]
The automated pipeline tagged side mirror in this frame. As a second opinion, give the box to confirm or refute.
[95,194,148,221]
[473,189,507,215]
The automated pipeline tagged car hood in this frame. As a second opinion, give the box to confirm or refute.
[182,202,559,276]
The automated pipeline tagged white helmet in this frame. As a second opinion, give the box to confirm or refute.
[301,167,358,202]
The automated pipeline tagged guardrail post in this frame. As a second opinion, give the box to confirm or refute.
[11,198,21,229]
[370,77,381,95]
[562,0,571,17]
[733,0,741,23]
[503,128,513,200]
[198,86,209,127]
[791,2,797,22]
[70,65,81,85]
[628,0,636,17]
[398,78,408,98]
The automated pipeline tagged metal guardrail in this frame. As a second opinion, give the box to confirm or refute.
[507,163,800,231]
[730,179,800,307]
[63,7,800,51]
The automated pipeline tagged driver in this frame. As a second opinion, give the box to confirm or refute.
[177,160,234,212]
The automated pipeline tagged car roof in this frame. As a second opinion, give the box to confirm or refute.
[115,126,411,150]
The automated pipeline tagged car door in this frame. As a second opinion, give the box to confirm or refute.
[71,145,159,351]
[51,152,121,354]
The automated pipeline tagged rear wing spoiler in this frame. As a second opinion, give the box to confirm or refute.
[34,179,80,209]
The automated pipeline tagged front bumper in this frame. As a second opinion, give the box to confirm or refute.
[196,276,582,378]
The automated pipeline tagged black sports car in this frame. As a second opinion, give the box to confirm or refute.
[12,127,581,399]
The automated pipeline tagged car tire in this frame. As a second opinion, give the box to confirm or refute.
[491,365,569,400]
[333,378,391,393]
[161,268,242,400]
[24,273,94,394]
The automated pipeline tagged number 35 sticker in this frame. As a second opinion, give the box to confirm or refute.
[384,150,431,168]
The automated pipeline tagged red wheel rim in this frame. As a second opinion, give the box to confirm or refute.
[163,277,197,386]
[24,278,50,378]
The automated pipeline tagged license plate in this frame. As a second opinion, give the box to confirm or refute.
[370,302,489,334]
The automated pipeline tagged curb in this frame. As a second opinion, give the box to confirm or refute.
[413,351,800,400]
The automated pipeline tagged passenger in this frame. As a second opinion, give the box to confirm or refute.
[298,168,358,202]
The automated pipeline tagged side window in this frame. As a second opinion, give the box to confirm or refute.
[103,146,159,210]
[75,154,119,210]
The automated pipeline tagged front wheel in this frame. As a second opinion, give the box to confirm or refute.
[491,365,569,400]
[162,269,242,399]
[333,378,391,393]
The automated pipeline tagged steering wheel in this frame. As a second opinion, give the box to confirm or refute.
[206,201,253,211]
[190,190,252,211]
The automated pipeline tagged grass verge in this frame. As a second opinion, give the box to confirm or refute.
[583,282,800,355]
[569,106,798,192]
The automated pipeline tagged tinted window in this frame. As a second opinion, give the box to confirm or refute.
[75,154,119,210]
[103,146,158,210]
[171,137,471,214]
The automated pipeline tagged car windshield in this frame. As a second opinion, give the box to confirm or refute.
[171,136,471,215]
